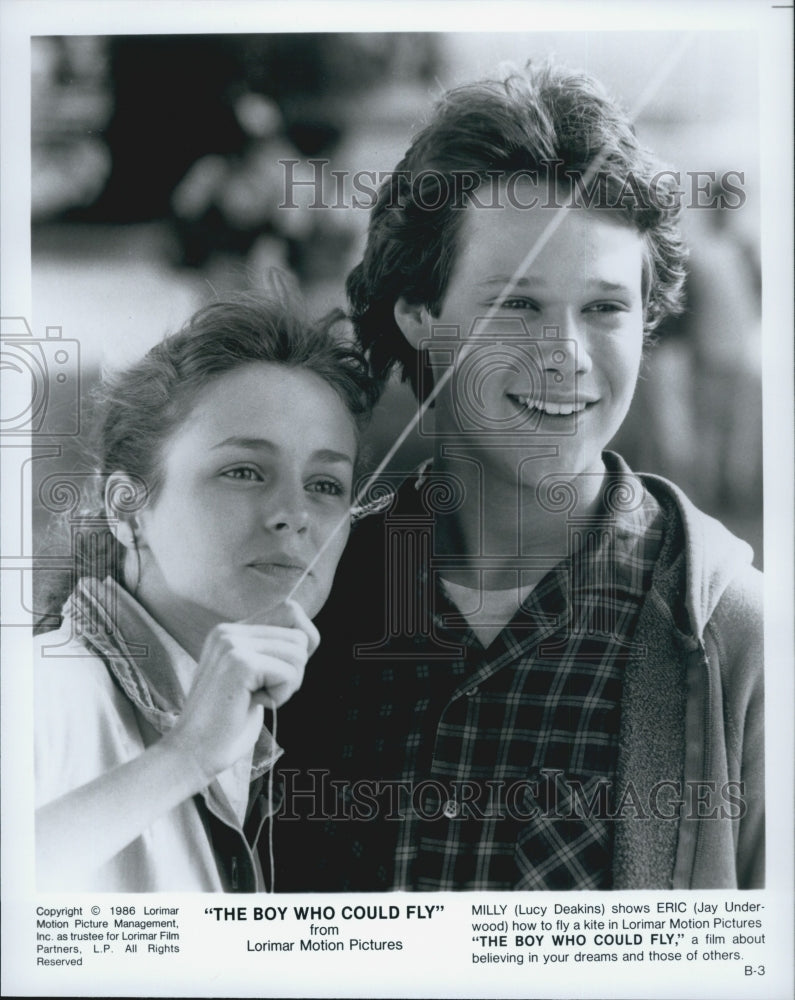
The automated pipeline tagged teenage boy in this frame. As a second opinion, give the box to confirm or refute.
[274,63,763,891]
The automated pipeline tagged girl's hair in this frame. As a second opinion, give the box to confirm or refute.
[347,61,689,400]
[36,292,379,627]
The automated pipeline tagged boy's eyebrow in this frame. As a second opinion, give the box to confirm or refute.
[479,276,543,288]
[588,280,636,294]
[212,437,353,464]
[480,277,635,294]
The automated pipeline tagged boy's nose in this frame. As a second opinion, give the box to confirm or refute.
[540,316,593,375]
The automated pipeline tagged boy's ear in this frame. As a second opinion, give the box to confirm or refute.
[393,297,429,350]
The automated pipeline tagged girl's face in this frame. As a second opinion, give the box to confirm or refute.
[130,362,358,648]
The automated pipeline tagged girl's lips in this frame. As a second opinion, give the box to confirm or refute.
[248,563,308,582]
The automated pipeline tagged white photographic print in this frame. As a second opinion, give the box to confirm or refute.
[1,2,792,998]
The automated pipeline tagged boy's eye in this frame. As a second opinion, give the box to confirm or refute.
[585,302,627,314]
[221,466,263,481]
[495,297,538,310]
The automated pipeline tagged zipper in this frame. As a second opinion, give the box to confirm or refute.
[690,643,714,883]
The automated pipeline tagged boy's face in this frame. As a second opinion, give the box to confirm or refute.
[398,181,646,489]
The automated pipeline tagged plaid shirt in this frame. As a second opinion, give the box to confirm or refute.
[274,455,672,891]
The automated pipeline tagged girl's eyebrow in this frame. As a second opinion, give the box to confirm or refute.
[212,436,278,451]
[311,449,354,466]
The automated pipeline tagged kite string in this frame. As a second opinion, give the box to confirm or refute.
[281,141,580,607]
[260,34,696,888]
[267,704,277,893]
[281,34,696,609]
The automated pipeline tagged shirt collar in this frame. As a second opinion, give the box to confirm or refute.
[64,576,281,780]
[113,582,198,705]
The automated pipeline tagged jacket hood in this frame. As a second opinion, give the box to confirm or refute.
[637,470,755,641]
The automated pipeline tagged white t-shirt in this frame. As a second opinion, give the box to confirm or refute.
[440,577,537,648]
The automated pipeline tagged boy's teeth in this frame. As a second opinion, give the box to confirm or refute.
[514,396,586,415]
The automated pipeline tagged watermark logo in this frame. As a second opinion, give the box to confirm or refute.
[418,317,578,440]
[0,318,81,437]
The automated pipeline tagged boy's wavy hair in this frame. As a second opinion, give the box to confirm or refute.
[346,61,688,400]
[36,289,379,628]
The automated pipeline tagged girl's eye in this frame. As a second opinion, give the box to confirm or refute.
[307,478,346,497]
[221,466,263,481]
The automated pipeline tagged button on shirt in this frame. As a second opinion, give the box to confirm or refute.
[274,457,672,891]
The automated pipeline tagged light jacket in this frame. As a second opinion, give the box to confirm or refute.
[34,578,278,892]
[613,465,764,889]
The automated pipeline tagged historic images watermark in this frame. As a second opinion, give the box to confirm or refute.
[279,159,748,212]
[278,770,748,823]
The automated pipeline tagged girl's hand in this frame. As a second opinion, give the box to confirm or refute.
[164,599,319,784]
[35,600,319,887]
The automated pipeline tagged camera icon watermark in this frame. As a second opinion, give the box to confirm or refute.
[0,318,80,436]
[416,316,578,440]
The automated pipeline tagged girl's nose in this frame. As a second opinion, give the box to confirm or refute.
[265,486,309,533]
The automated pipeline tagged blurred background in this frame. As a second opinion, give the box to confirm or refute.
[25,31,762,617]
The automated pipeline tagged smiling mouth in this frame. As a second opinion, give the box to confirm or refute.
[507,394,592,416]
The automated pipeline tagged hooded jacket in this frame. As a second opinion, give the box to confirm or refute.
[613,469,763,889]
[276,453,764,891]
